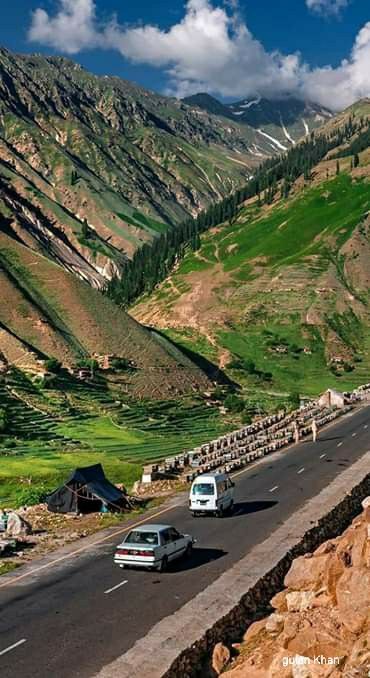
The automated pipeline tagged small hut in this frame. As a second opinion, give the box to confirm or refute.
[319,389,346,409]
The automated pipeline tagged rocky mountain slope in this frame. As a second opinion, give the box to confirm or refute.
[0,47,282,288]
[183,93,332,151]
[0,231,209,398]
[219,498,370,677]
[132,101,370,397]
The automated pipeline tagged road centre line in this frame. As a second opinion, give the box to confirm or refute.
[320,453,326,459]
[269,485,279,493]
[0,639,27,657]
[352,432,357,437]
[297,467,305,474]
[337,442,343,447]
[0,409,367,590]
[104,580,128,595]
[0,463,255,590]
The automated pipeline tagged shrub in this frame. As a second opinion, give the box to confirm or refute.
[45,358,62,373]
[243,358,257,374]
[110,357,131,370]
[212,386,225,400]
[288,391,301,409]
[15,484,51,508]
[224,394,245,413]
[241,412,252,425]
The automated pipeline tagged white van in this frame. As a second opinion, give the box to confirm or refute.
[189,473,235,517]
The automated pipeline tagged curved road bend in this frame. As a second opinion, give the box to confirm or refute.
[0,405,370,678]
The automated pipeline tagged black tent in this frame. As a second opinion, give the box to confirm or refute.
[47,464,126,514]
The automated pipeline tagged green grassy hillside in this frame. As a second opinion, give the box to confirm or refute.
[132,116,370,398]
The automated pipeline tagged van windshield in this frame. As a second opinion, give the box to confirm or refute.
[192,483,214,495]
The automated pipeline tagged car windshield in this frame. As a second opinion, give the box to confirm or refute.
[192,483,214,495]
[125,530,159,545]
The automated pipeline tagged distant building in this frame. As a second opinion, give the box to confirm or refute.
[319,389,346,409]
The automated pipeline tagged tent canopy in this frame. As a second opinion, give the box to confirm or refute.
[47,464,125,514]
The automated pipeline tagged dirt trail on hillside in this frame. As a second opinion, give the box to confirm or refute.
[132,264,233,366]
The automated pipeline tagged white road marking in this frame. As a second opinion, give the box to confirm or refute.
[0,504,175,591]
[297,467,305,474]
[0,639,27,657]
[352,432,357,437]
[0,406,363,591]
[337,442,343,447]
[104,580,128,595]
[269,485,279,493]
[320,453,326,459]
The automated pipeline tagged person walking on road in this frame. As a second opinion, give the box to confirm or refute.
[312,418,318,442]
[293,420,300,444]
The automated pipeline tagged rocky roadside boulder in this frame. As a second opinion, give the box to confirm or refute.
[211,642,231,675]
[6,512,32,538]
[220,497,370,677]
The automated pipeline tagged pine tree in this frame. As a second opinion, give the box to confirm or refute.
[81,218,89,240]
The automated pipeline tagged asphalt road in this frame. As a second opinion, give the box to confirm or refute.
[1,405,370,678]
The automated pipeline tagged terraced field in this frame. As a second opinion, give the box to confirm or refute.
[0,370,230,506]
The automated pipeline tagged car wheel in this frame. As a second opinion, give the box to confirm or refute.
[185,543,193,558]
[217,506,224,518]
[158,555,168,572]
[192,511,198,517]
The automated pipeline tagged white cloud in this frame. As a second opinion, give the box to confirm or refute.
[303,21,370,108]
[28,0,370,111]
[28,0,101,54]
[306,0,349,16]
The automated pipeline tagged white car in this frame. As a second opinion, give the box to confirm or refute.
[114,523,194,572]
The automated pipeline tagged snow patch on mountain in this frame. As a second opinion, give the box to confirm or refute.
[302,118,310,136]
[280,117,296,145]
[257,129,287,151]
[239,96,262,109]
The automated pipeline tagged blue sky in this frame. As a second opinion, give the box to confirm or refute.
[1,1,369,108]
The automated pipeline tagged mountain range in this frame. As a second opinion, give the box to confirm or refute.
[1,45,370,401]
[0,48,330,290]
[183,93,332,150]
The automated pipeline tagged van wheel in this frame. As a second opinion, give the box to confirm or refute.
[192,511,198,518]
[158,555,168,573]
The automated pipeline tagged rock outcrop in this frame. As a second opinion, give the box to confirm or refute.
[221,498,370,677]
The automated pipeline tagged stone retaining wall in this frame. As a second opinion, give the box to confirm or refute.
[164,470,370,678]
